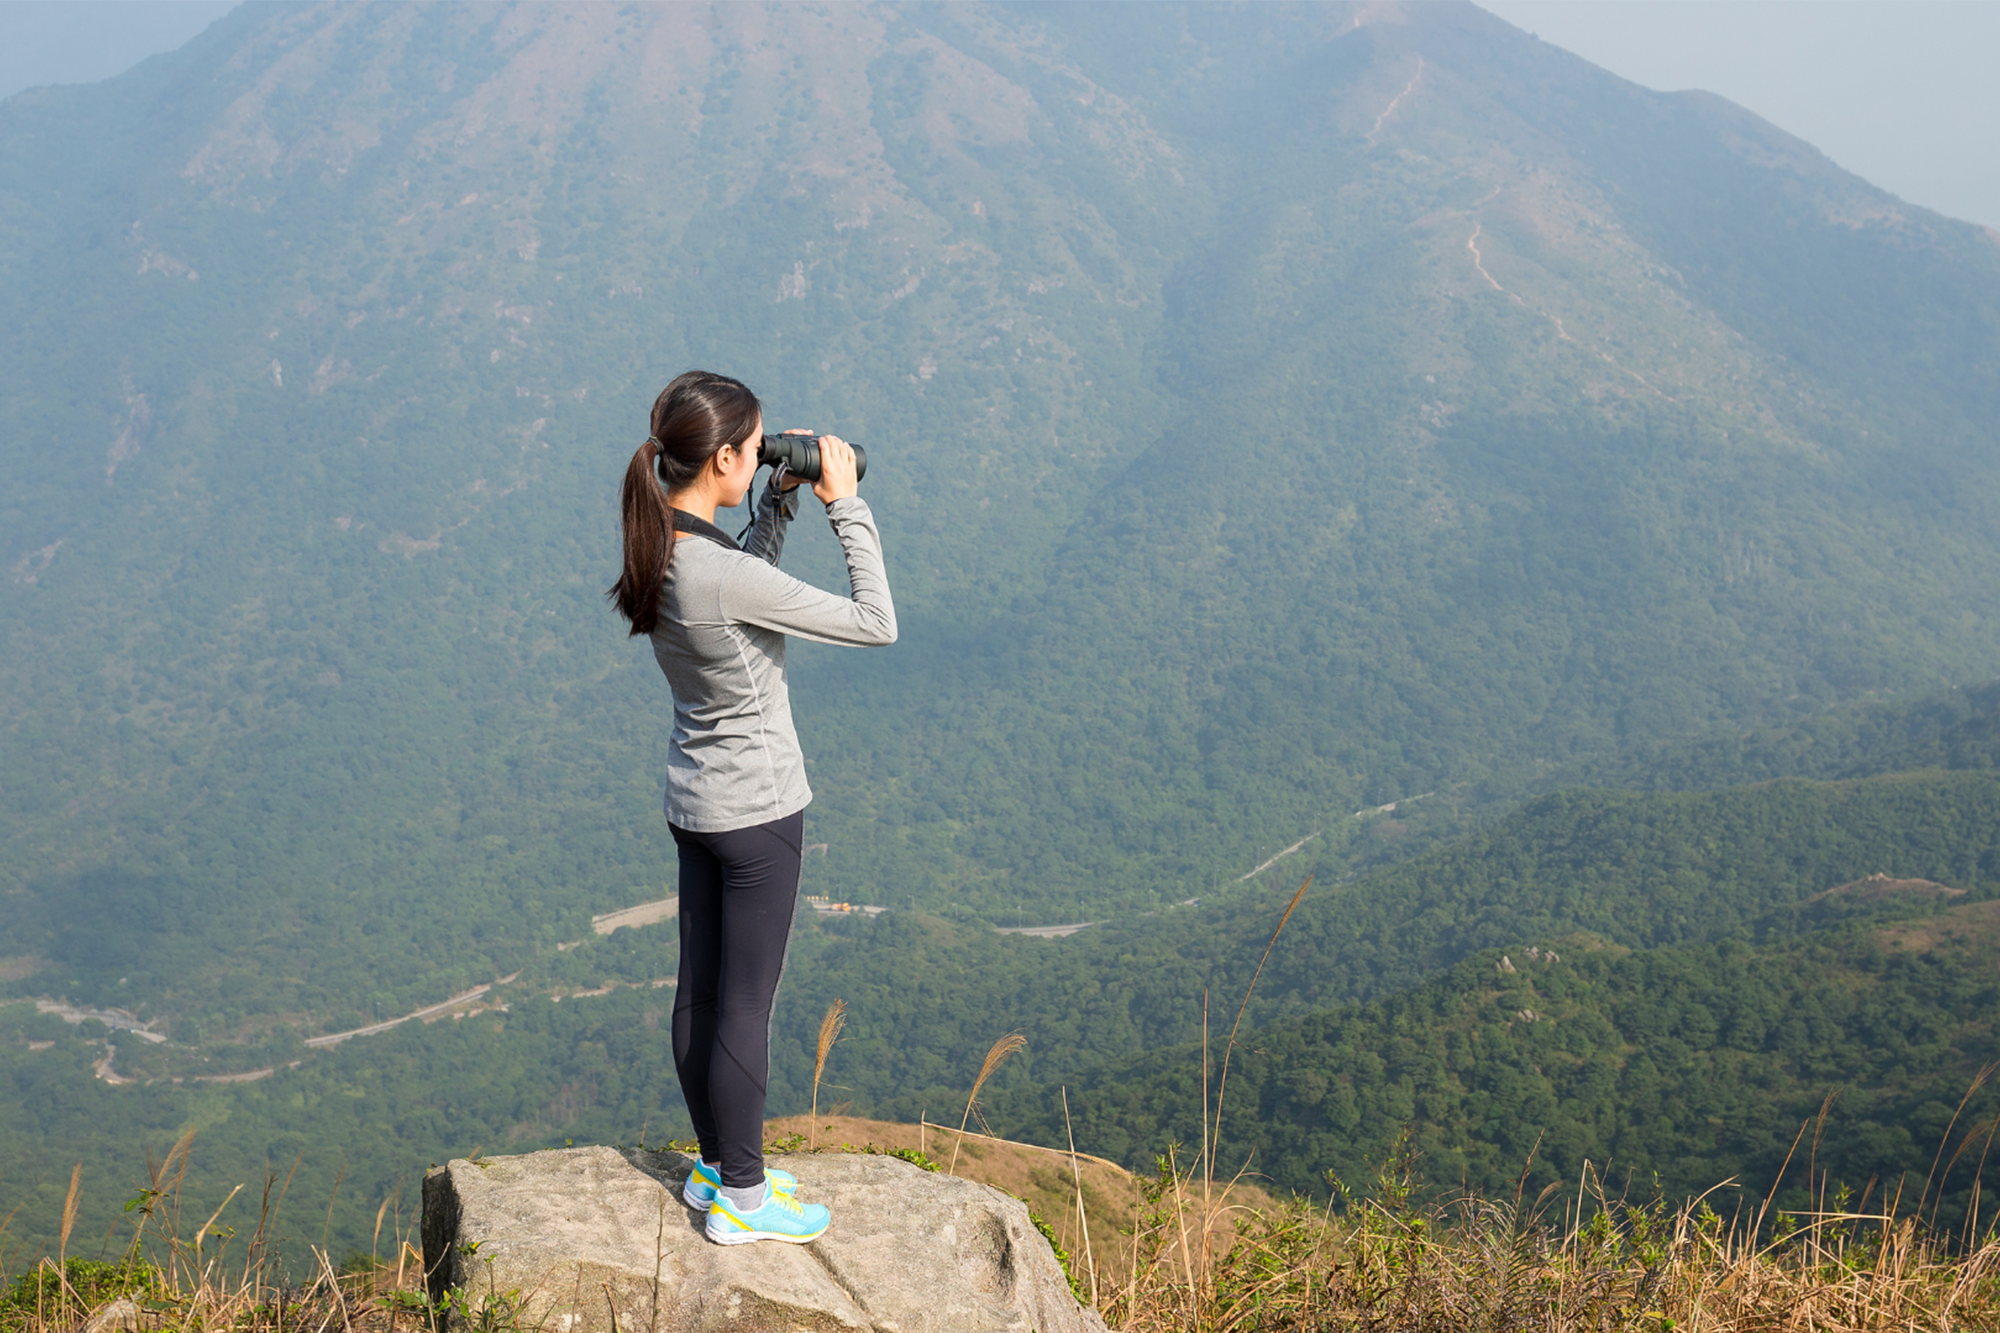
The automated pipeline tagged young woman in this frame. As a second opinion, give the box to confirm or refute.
[609,369,896,1245]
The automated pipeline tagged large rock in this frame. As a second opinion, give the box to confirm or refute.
[422,1146,1108,1333]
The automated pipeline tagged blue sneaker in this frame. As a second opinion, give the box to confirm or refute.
[705,1188,830,1246]
[680,1160,798,1211]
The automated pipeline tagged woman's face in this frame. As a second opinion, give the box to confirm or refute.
[713,413,763,507]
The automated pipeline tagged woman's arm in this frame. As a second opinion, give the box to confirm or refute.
[738,474,801,565]
[718,497,897,647]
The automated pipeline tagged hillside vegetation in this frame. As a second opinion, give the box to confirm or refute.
[1003,904,2000,1215]
[767,763,2000,1118]
[6,698,2000,1262]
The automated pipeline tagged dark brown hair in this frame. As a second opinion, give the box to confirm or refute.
[608,369,762,636]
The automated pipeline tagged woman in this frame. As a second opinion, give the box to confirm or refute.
[609,369,896,1245]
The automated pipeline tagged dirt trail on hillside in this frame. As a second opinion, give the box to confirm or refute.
[1367,56,1424,145]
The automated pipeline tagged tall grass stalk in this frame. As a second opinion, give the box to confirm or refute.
[1960,1112,2000,1250]
[1923,1061,1998,1226]
[1172,872,1314,1325]
[950,1032,1027,1176]
[320,1160,346,1254]
[1200,989,1210,1223]
[811,999,847,1149]
[1207,874,1310,1194]
[0,1205,20,1291]
[369,1195,390,1272]
[1062,1085,1099,1309]
[55,1166,79,1267]
[193,1183,243,1268]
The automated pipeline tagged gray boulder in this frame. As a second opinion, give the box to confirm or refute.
[422,1146,1108,1333]
[79,1298,153,1333]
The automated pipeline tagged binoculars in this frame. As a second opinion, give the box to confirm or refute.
[759,433,868,482]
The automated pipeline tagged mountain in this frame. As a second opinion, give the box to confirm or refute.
[7,5,2000,1029]
[6,0,2000,1267]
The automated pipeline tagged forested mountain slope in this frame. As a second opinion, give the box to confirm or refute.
[999,902,2000,1220]
[1579,680,2000,793]
[768,766,2000,1120]
[5,3,2000,1046]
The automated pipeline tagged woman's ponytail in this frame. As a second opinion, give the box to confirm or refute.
[610,437,675,636]
[607,370,762,637]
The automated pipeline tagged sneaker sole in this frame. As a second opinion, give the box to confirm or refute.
[705,1220,827,1246]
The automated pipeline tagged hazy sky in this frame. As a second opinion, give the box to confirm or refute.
[0,1,235,102]
[1480,1,2000,230]
[1,1,1994,229]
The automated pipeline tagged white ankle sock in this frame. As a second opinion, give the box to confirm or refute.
[718,1180,767,1212]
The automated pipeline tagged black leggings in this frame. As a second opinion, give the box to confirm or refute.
[669,809,805,1190]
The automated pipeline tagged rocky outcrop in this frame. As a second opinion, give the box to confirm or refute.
[422,1146,1107,1333]
[78,1298,153,1333]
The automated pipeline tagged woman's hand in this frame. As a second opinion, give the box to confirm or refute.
[813,434,860,505]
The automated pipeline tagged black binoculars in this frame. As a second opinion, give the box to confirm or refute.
[759,433,868,483]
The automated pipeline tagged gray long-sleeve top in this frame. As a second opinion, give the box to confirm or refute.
[650,480,896,833]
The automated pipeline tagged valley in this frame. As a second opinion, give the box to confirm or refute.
[5,685,1999,1261]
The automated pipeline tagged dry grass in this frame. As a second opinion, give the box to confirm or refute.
[8,1119,2000,1333]
[1108,1140,2000,1332]
[0,1140,432,1333]
[950,1031,1027,1176]
[762,1112,1278,1293]
[1879,898,2000,954]
[810,997,847,1149]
